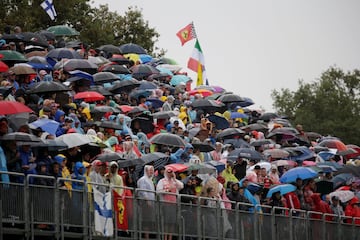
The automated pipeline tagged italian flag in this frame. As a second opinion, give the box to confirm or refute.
[187,39,208,86]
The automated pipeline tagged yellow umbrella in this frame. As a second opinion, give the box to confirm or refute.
[123,53,141,65]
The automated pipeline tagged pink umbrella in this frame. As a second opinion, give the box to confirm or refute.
[302,161,317,166]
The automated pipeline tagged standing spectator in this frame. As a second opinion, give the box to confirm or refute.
[345,197,360,224]
[233,156,247,180]
[310,193,333,221]
[269,165,280,184]
[89,160,107,193]
[330,196,344,221]
[210,142,223,161]
[106,161,124,195]
[162,95,175,111]
[71,162,86,190]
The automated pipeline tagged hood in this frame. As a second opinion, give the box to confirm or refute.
[349,197,360,205]
[184,143,194,152]
[74,161,85,177]
[54,110,65,123]
[311,193,322,204]
[180,106,187,112]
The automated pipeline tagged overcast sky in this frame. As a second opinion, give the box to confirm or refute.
[92,0,360,111]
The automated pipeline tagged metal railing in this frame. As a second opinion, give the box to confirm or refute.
[1,171,360,240]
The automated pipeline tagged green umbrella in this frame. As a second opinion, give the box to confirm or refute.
[46,25,80,36]
[0,50,27,62]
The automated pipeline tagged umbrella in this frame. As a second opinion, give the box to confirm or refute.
[223,138,251,148]
[165,163,188,173]
[263,149,290,159]
[302,161,317,166]
[345,144,360,159]
[150,133,186,148]
[188,127,200,139]
[47,25,80,36]
[56,133,92,148]
[329,190,355,203]
[74,91,105,102]
[316,181,334,196]
[285,146,315,162]
[9,65,36,75]
[27,81,70,94]
[188,89,213,97]
[119,43,147,54]
[191,99,225,110]
[230,112,249,119]
[331,173,355,189]
[27,56,52,70]
[317,162,343,170]
[191,143,215,152]
[131,117,154,134]
[305,132,322,141]
[118,105,134,113]
[250,139,275,147]
[0,61,9,72]
[185,163,217,175]
[227,148,264,161]
[55,59,98,73]
[130,64,160,80]
[0,101,33,115]
[29,118,60,136]
[101,64,131,74]
[46,48,82,60]
[92,106,120,114]
[151,111,176,119]
[206,161,226,173]
[0,86,12,98]
[241,123,269,132]
[218,94,244,103]
[93,72,121,84]
[117,158,144,168]
[37,30,56,41]
[335,165,360,177]
[137,152,169,165]
[207,115,230,130]
[110,79,140,93]
[248,161,272,172]
[0,132,41,142]
[89,85,113,96]
[266,184,296,198]
[155,67,174,76]
[216,128,245,140]
[229,97,255,108]
[97,44,121,54]
[170,74,190,86]
[88,56,110,66]
[272,160,297,167]
[129,89,152,100]
[259,112,279,122]
[280,167,318,183]
[128,106,147,115]
[33,139,68,151]
[153,57,178,66]
[145,98,164,109]
[97,121,123,130]
[318,139,348,151]
[0,50,27,63]
[97,152,124,162]
[20,32,49,48]
[108,57,132,65]
[138,80,158,90]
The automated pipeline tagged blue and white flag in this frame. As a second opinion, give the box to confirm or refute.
[41,0,57,21]
[93,187,114,237]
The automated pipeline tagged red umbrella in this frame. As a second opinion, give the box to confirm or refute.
[0,101,33,115]
[74,91,105,102]
[0,61,9,72]
[188,89,213,97]
[318,139,348,151]
[118,105,134,113]
[165,163,189,173]
[346,144,360,159]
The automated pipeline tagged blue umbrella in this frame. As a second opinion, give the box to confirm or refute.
[230,112,249,119]
[286,146,315,162]
[139,54,153,64]
[331,173,356,189]
[318,151,336,161]
[146,98,164,109]
[227,148,264,161]
[316,161,343,170]
[27,62,53,70]
[266,184,296,198]
[206,160,226,173]
[29,118,60,136]
[247,182,262,194]
[170,75,190,86]
[138,80,158,90]
[129,89,152,99]
[207,115,230,130]
[156,67,174,76]
[280,167,318,183]
[69,70,94,82]
[223,138,251,149]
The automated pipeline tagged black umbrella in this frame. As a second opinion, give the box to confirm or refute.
[89,85,113,96]
[134,152,169,176]
[191,143,215,152]
[32,139,68,151]
[37,30,56,41]
[110,79,140,93]
[227,148,264,161]
[131,117,154,134]
[151,111,177,119]
[150,133,186,148]
[97,44,121,54]
[108,58,132,65]
[130,64,160,80]
[92,106,121,114]
[117,158,144,168]
[259,112,279,122]
[316,180,334,196]
[27,81,70,94]
[138,80,158,90]
[54,59,98,73]
[223,138,251,149]
[93,72,121,84]
[47,48,82,60]
[128,106,148,115]
[216,128,245,140]
[101,64,131,74]
[335,165,360,177]
[0,132,41,142]
[191,99,225,110]
[0,86,13,98]
[250,139,275,147]
[1,33,24,43]
[218,94,244,103]
[28,56,48,64]
[119,43,147,54]
[97,121,123,130]
[21,32,49,48]
[241,123,269,132]
[65,40,82,49]
[97,152,124,162]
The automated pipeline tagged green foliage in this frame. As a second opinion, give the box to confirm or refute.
[0,2,163,55]
[271,67,360,144]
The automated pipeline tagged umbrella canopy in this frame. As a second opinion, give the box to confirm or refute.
[150,133,186,148]
[259,112,279,122]
[191,143,215,152]
[47,25,80,36]
[130,64,160,80]
[318,139,348,152]
[119,43,147,54]
[285,146,315,162]
[0,50,27,63]
[218,94,244,103]
[0,86,13,98]
[56,133,92,148]
[263,149,290,159]
[227,148,264,161]
[10,65,36,75]
[145,98,164,109]
[0,101,33,115]
[153,57,178,66]
[191,99,225,111]
[101,64,131,74]
[88,56,110,66]
[331,173,355,189]
[230,112,249,119]
[92,106,120,114]
[241,123,269,132]
[250,139,275,147]
[185,163,217,175]
[110,79,140,93]
[223,138,251,149]
[97,44,121,54]
[0,132,41,142]
[47,48,82,60]
[206,160,226,173]
[138,80,158,90]
[131,117,154,134]
[37,30,56,41]
[74,91,105,102]
[216,128,245,140]
[27,81,70,94]
[0,61,9,72]
[188,89,213,97]
[170,74,190,86]
[129,89,152,100]
[54,59,98,73]
[165,163,188,173]
[93,72,121,84]
[97,152,124,162]
[248,161,272,172]
[272,160,297,167]
[89,85,113,96]
[117,158,144,168]
[335,165,360,177]
[280,167,318,183]
[29,118,60,136]
[97,121,123,130]
[207,114,230,130]
[329,190,355,203]
[266,184,296,198]
[346,144,360,159]
[19,32,49,48]
[151,111,177,119]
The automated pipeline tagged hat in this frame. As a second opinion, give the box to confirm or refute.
[254,165,261,170]
[109,161,118,168]
[92,160,104,166]
[54,154,66,164]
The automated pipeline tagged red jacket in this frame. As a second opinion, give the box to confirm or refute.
[310,194,333,221]
[345,197,360,224]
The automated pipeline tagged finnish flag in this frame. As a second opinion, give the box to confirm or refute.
[41,0,57,21]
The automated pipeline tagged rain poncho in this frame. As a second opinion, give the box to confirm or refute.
[115,114,133,136]
[107,161,123,195]
[71,161,86,190]
[178,106,188,125]
[239,178,260,213]
[0,146,9,183]
[137,165,155,200]
[221,165,238,187]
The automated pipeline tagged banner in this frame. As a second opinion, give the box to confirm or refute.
[176,22,197,46]
[113,189,128,230]
[93,187,113,237]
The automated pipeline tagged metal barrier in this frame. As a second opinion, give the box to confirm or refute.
[1,171,360,240]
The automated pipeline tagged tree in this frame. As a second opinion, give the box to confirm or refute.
[271,67,360,145]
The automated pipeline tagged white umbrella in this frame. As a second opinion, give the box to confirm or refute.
[329,190,355,203]
[247,161,272,172]
[57,133,92,148]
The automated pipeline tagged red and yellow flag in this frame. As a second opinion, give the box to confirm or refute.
[176,22,197,46]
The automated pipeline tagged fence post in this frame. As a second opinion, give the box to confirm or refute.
[0,199,2,240]
[24,175,30,240]
[196,198,201,240]
[54,180,60,240]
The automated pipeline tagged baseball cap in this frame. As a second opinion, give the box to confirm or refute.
[254,165,261,170]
